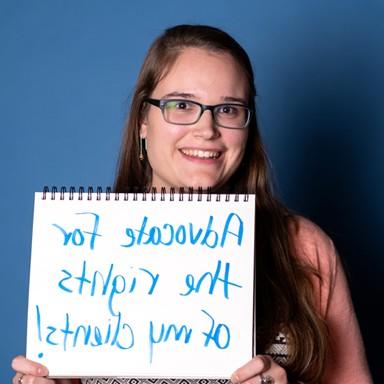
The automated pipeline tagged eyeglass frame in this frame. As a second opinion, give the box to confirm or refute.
[144,98,252,129]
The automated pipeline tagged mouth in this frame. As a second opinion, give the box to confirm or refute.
[180,148,221,159]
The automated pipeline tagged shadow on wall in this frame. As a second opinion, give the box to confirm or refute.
[272,48,383,382]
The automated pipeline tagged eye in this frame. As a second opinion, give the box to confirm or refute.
[176,101,188,110]
[217,104,240,115]
[165,100,193,110]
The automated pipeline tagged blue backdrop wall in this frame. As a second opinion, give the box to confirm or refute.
[1,1,383,382]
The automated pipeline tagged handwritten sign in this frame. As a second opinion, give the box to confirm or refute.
[27,192,255,378]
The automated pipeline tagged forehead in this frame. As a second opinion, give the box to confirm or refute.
[153,47,249,100]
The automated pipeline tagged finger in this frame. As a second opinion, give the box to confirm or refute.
[12,372,24,384]
[234,376,261,384]
[231,355,272,384]
[12,373,56,384]
[242,362,288,384]
[258,355,272,371]
[11,356,49,376]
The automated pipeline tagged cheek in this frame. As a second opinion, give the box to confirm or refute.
[142,108,165,138]
[146,123,184,157]
[147,108,186,137]
[228,131,248,157]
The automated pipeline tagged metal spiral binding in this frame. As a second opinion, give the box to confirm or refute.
[69,186,75,200]
[59,187,65,200]
[40,186,248,201]
[105,187,111,201]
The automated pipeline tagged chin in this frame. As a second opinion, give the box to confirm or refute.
[181,178,224,192]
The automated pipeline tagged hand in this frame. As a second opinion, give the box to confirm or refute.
[11,356,54,384]
[231,355,288,384]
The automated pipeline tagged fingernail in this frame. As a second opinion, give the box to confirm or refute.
[37,367,48,376]
[230,374,240,384]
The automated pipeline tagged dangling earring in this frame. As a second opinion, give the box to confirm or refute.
[139,137,147,161]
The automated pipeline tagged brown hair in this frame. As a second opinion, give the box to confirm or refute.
[114,24,328,383]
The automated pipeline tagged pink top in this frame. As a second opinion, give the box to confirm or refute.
[293,217,372,383]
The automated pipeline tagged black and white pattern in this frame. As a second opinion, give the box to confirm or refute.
[83,379,230,384]
[265,332,288,365]
[81,335,288,384]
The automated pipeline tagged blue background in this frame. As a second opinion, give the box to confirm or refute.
[1,1,383,382]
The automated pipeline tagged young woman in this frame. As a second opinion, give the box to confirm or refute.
[12,25,372,384]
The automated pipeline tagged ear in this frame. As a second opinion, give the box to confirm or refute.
[139,114,148,138]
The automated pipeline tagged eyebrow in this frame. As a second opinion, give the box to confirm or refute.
[162,92,196,100]
[161,92,248,105]
[222,96,248,104]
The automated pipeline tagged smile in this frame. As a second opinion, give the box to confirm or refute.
[180,149,221,159]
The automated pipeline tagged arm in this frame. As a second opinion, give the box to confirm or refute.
[321,253,372,383]
[294,218,372,383]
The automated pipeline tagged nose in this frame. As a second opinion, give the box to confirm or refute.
[191,109,219,139]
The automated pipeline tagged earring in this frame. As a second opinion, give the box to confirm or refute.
[139,137,147,161]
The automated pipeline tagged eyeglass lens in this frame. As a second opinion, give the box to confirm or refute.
[162,100,249,128]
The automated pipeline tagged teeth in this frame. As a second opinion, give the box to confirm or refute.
[181,149,220,159]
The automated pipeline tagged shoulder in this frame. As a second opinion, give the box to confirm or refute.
[291,216,334,250]
[290,216,339,316]
[290,216,336,267]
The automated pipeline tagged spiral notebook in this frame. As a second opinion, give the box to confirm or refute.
[27,187,256,378]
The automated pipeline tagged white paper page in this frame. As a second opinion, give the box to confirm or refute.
[27,192,255,378]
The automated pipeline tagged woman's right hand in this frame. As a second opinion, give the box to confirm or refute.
[11,356,54,384]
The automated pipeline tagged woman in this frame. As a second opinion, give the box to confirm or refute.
[12,25,371,383]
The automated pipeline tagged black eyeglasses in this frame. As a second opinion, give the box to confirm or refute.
[145,98,251,129]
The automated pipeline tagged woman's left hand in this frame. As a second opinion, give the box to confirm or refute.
[230,355,288,384]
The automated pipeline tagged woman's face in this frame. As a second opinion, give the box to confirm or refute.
[140,47,249,190]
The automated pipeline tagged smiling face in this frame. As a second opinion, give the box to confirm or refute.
[140,47,249,190]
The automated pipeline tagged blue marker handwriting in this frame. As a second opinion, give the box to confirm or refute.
[35,208,249,364]
[35,305,134,354]
[148,309,231,363]
[58,260,160,316]
[52,212,101,250]
[148,321,193,363]
[34,305,231,363]
[179,260,242,299]
[51,211,245,250]
[121,212,244,249]
[201,309,230,349]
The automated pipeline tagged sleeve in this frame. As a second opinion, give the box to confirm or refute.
[293,218,372,383]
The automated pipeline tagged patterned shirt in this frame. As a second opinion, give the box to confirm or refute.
[81,333,288,384]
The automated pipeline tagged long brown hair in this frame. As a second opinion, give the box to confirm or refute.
[114,24,328,383]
